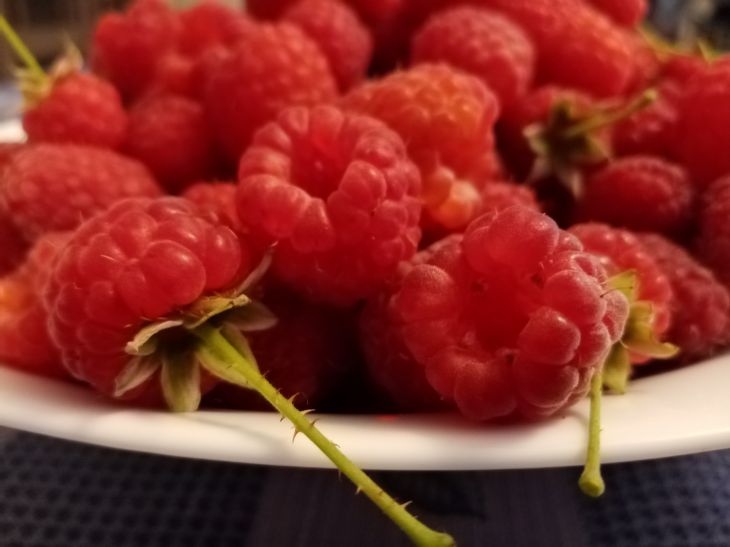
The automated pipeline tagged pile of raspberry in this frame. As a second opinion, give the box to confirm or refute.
[1,0,729,422]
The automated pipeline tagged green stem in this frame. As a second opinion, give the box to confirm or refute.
[193,324,455,547]
[563,89,657,139]
[579,366,606,497]
[0,15,45,78]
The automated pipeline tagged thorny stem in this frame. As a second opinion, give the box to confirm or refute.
[563,89,658,139]
[579,365,606,498]
[193,324,455,547]
[0,15,45,79]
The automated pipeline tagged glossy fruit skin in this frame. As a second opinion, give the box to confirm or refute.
[1,144,162,241]
[182,182,241,234]
[578,156,695,236]
[0,232,71,379]
[237,105,422,307]
[285,0,373,91]
[23,73,128,150]
[411,6,535,107]
[362,206,628,420]
[571,223,674,347]
[697,176,730,288]
[479,182,539,215]
[638,233,730,360]
[125,95,216,192]
[205,22,338,163]
[43,197,251,402]
[342,64,499,232]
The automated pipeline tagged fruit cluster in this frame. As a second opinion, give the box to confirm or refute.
[1,1,729,543]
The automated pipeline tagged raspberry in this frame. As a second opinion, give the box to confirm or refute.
[342,64,499,232]
[246,0,295,19]
[210,289,354,409]
[0,232,70,379]
[205,22,338,162]
[91,0,179,99]
[675,61,730,187]
[124,95,216,192]
[637,234,730,360]
[411,6,535,107]
[43,197,252,403]
[182,182,242,234]
[697,176,730,287]
[586,0,647,27]
[570,223,673,343]
[284,0,372,92]
[482,0,639,98]
[364,206,627,420]
[1,144,161,240]
[237,105,421,306]
[578,156,694,236]
[146,53,197,98]
[479,182,539,215]
[23,72,127,149]
[178,1,252,58]
[0,214,27,275]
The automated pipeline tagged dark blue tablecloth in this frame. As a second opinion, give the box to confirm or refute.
[1,429,728,547]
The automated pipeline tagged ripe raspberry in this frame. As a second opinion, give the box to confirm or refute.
[182,182,242,234]
[697,176,730,288]
[586,0,647,27]
[146,53,197,98]
[342,64,499,232]
[1,144,161,240]
[246,0,295,19]
[178,1,253,58]
[411,6,535,107]
[578,156,694,236]
[237,105,421,306]
[43,197,252,403]
[0,214,27,275]
[91,0,179,99]
[637,234,730,360]
[570,223,673,342]
[210,289,354,409]
[362,206,627,420]
[675,61,730,187]
[205,22,338,162]
[284,0,372,92]
[23,72,127,150]
[0,232,70,379]
[124,95,216,192]
[479,182,539,215]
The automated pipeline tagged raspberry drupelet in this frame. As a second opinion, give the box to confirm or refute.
[1,144,162,241]
[697,176,730,288]
[411,6,536,108]
[586,0,648,27]
[237,105,422,307]
[182,182,242,234]
[361,206,629,420]
[342,64,499,233]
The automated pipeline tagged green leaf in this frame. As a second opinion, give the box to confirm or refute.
[608,270,638,302]
[603,344,631,394]
[125,319,184,356]
[160,352,201,413]
[114,356,161,398]
[183,294,251,329]
[623,301,679,359]
[225,300,278,332]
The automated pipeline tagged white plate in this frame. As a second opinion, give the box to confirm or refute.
[1,119,729,470]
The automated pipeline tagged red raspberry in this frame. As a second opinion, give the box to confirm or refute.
[182,182,242,234]
[246,0,295,18]
[411,6,535,107]
[284,0,372,92]
[237,105,421,306]
[362,206,627,420]
[23,72,127,150]
[43,197,252,403]
[675,61,730,187]
[586,0,647,27]
[1,144,161,241]
[210,289,354,409]
[177,1,252,58]
[0,215,27,275]
[342,64,499,232]
[124,95,216,192]
[205,22,338,163]
[0,232,70,379]
[91,0,179,99]
[570,223,673,341]
[697,176,730,288]
[637,234,730,360]
[578,156,695,236]
[146,53,197,98]
[479,182,539,215]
